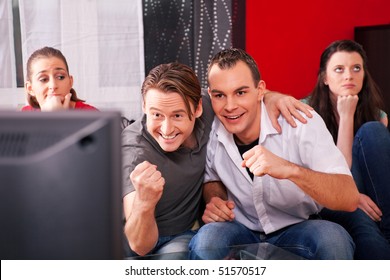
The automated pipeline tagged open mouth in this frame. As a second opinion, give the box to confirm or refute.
[160,133,178,140]
[224,113,244,120]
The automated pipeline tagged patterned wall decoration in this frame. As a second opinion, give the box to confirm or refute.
[143,0,194,74]
[143,0,245,88]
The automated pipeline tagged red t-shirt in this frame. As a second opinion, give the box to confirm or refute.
[21,101,99,111]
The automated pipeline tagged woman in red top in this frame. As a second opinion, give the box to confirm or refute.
[22,46,98,111]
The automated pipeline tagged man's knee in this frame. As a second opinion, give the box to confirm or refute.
[314,221,355,259]
[157,233,194,255]
[189,221,255,250]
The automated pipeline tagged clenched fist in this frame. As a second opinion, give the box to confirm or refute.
[130,161,165,207]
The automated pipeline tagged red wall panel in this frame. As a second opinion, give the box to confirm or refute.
[246,0,390,98]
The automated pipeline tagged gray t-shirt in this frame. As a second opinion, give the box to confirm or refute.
[122,93,214,236]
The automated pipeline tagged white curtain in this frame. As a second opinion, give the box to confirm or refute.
[18,0,144,120]
[0,0,16,88]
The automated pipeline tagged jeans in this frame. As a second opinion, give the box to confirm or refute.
[124,230,196,259]
[320,122,390,259]
[320,208,390,259]
[189,220,355,260]
[351,121,390,241]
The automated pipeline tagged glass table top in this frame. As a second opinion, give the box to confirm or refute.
[127,242,306,260]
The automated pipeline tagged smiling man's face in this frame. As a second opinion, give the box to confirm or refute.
[143,88,202,152]
[208,60,265,145]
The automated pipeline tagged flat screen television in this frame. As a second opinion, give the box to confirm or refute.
[0,110,123,260]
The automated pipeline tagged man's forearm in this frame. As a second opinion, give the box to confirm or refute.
[289,165,359,211]
[203,181,228,204]
[124,202,159,256]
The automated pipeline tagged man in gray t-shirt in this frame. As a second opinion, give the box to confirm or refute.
[122,62,214,257]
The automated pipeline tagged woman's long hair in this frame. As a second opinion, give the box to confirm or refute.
[309,40,384,142]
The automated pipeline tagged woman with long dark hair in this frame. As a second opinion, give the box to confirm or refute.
[307,40,390,259]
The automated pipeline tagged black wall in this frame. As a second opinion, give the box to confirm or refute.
[355,24,390,129]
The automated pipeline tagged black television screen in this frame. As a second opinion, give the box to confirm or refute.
[0,110,123,260]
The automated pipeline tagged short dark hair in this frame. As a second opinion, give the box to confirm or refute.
[207,48,261,87]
